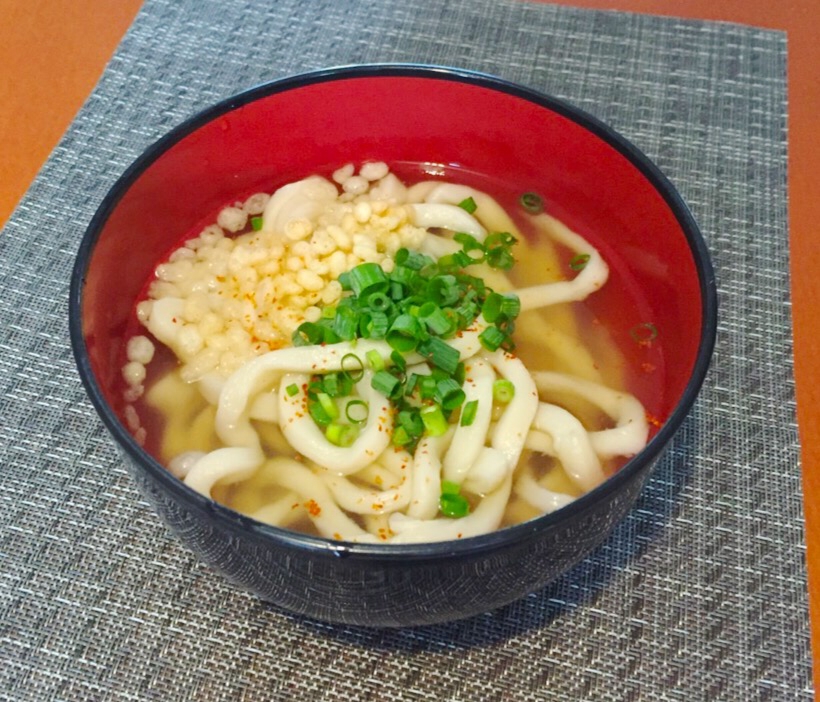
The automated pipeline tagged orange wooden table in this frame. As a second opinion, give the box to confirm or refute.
[2,0,815,684]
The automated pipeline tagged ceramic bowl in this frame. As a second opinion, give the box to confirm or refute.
[70,65,716,627]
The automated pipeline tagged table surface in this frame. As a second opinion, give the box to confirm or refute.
[2,0,815,686]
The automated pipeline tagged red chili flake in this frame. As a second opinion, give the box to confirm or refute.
[305,499,321,516]
[645,412,663,428]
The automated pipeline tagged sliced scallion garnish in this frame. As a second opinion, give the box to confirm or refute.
[326,422,358,447]
[345,399,369,424]
[457,196,477,214]
[420,404,449,437]
[519,191,544,214]
[493,379,515,404]
[341,353,364,382]
[569,253,591,271]
[365,349,384,371]
[371,370,401,398]
[460,399,478,426]
[629,322,658,344]
[439,491,470,518]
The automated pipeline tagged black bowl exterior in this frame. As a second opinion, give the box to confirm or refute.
[123,444,656,627]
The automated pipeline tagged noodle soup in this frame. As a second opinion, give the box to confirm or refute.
[120,162,655,544]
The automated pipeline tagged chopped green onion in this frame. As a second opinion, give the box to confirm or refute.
[500,294,521,318]
[569,253,591,271]
[416,337,460,374]
[420,404,449,437]
[360,310,389,339]
[321,373,342,397]
[345,399,369,424]
[387,314,421,352]
[485,231,517,249]
[418,301,454,336]
[519,192,544,214]
[309,399,333,427]
[392,425,413,447]
[481,292,504,323]
[367,291,393,313]
[452,233,485,263]
[479,325,507,352]
[285,383,300,397]
[439,492,470,518]
[390,349,407,372]
[365,349,385,371]
[333,306,358,341]
[341,353,364,382]
[416,375,436,400]
[317,392,339,420]
[428,275,460,306]
[486,246,515,270]
[493,379,515,404]
[455,301,480,328]
[372,370,401,398]
[395,248,432,271]
[457,196,477,214]
[322,327,341,345]
[348,262,388,298]
[292,322,324,346]
[435,378,466,411]
[404,373,420,396]
[437,251,471,271]
[250,216,263,231]
[440,480,461,495]
[398,409,424,438]
[324,372,353,398]
[453,231,482,251]
[326,422,358,447]
[460,399,478,426]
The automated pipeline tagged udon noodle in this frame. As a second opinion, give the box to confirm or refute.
[121,162,649,543]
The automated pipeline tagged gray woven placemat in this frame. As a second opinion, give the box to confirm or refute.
[0,0,811,699]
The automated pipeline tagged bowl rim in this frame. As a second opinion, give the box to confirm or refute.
[69,63,718,562]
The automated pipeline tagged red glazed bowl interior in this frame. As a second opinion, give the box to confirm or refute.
[71,65,716,559]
